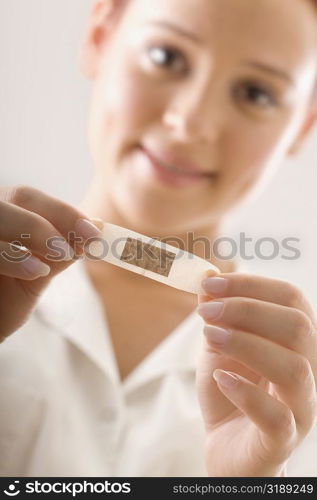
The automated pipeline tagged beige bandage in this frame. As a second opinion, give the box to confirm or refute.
[86,221,219,294]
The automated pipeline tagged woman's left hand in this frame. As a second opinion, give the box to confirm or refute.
[196,272,317,477]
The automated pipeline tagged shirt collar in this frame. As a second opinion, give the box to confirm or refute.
[35,259,204,392]
[35,259,120,383]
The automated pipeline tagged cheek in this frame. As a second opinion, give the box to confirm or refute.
[214,118,291,205]
[88,61,166,175]
[224,119,289,180]
[100,64,162,137]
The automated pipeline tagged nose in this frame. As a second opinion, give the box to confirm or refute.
[162,80,221,144]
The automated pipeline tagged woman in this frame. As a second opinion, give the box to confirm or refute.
[1,0,317,477]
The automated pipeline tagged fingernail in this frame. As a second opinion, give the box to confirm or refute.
[89,218,104,231]
[202,268,219,279]
[213,369,239,388]
[197,301,224,319]
[204,325,231,345]
[201,277,227,295]
[75,218,103,241]
[21,256,51,277]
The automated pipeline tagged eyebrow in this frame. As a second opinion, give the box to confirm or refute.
[144,21,295,86]
[144,20,202,45]
[242,60,295,86]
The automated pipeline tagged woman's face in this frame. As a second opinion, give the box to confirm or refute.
[84,0,317,234]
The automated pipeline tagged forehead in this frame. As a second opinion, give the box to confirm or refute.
[125,0,317,66]
[130,0,317,33]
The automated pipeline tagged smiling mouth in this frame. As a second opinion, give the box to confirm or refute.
[136,146,219,190]
[140,146,218,179]
[153,157,212,177]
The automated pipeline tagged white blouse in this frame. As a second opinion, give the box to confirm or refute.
[0,260,316,477]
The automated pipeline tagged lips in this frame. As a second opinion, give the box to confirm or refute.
[141,146,215,177]
[136,145,218,189]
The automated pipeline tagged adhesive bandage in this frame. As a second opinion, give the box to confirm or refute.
[86,221,219,295]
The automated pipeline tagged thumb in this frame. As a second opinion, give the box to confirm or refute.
[22,216,104,296]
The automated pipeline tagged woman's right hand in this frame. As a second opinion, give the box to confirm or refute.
[0,185,102,342]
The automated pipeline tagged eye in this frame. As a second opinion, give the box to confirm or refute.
[234,82,278,108]
[146,45,188,73]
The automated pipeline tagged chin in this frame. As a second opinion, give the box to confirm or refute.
[110,161,216,235]
[112,194,190,236]
[118,203,179,234]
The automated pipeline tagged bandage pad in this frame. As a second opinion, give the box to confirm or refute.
[86,221,219,294]
[120,237,176,277]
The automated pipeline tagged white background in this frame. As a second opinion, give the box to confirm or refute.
[1,0,316,305]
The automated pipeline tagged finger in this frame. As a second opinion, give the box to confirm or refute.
[197,297,316,359]
[0,241,50,280]
[200,272,316,322]
[196,337,265,426]
[203,325,317,433]
[0,185,102,252]
[0,200,75,262]
[212,369,297,460]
